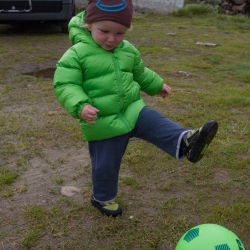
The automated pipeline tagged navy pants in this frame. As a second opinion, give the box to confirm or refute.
[88,107,189,202]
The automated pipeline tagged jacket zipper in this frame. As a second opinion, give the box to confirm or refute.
[110,51,132,130]
[111,51,124,110]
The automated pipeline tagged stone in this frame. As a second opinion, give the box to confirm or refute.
[61,186,81,197]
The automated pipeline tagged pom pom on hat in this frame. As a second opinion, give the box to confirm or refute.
[86,0,133,28]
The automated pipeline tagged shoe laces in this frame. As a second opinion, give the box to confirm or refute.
[183,129,198,155]
[186,127,202,146]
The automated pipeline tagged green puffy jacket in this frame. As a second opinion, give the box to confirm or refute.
[53,11,163,141]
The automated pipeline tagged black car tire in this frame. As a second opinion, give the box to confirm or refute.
[60,1,75,33]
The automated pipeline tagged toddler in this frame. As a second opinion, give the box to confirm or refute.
[53,0,218,217]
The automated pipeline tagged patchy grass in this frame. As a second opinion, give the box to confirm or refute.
[0,167,19,185]
[0,10,250,250]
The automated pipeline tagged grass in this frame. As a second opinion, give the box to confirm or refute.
[0,167,19,185]
[0,7,250,250]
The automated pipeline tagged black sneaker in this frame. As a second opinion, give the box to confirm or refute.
[91,196,122,217]
[182,120,218,163]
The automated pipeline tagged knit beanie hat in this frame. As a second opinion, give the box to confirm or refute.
[85,0,133,28]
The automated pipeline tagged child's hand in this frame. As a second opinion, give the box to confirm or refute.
[81,105,100,124]
[160,84,171,98]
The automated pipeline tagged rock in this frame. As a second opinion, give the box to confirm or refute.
[196,42,217,47]
[61,186,81,197]
[232,2,246,11]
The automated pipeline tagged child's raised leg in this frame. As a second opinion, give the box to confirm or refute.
[131,107,218,162]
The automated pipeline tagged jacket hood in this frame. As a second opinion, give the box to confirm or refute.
[69,11,95,46]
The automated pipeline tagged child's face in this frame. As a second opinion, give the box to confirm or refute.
[87,20,128,51]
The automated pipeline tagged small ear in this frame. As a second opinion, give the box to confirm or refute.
[86,23,92,31]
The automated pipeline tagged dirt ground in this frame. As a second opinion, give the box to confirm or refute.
[1,23,175,249]
[0,23,95,249]
[1,19,249,249]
